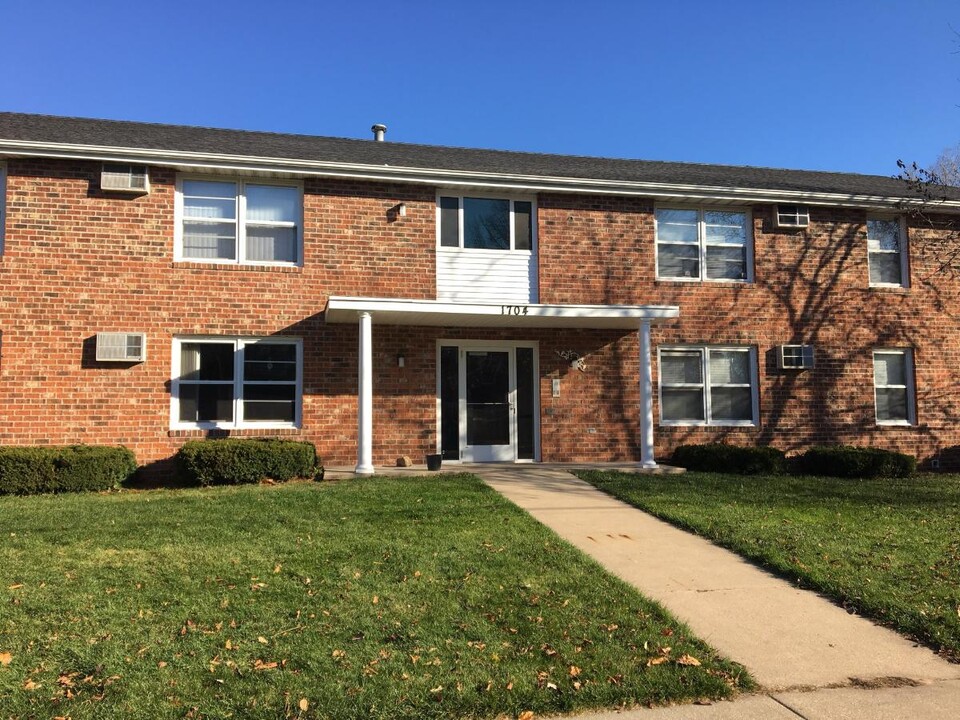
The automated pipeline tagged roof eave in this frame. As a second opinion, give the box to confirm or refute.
[2,139,957,212]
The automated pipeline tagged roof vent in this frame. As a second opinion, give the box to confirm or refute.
[371,124,387,142]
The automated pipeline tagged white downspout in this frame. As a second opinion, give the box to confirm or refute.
[639,320,657,468]
[356,311,375,474]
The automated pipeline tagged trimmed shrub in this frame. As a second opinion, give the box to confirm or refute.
[795,445,916,479]
[671,443,787,475]
[0,445,137,495]
[176,438,319,486]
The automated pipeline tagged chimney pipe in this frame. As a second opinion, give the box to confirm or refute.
[371,124,387,142]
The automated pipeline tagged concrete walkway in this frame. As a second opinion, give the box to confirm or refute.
[474,465,960,718]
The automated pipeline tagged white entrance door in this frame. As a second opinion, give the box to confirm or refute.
[438,342,538,463]
[461,348,515,462]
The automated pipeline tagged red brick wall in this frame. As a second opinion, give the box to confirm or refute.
[2,160,959,475]
[538,194,960,465]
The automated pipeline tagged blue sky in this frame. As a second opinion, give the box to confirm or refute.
[3,0,958,176]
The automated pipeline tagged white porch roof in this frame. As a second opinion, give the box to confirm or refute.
[325,296,679,329]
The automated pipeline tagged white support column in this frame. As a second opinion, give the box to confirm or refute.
[355,311,375,475]
[639,320,657,469]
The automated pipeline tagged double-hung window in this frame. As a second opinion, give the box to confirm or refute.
[873,349,915,425]
[176,178,301,265]
[867,218,908,287]
[659,346,758,425]
[655,207,752,281]
[171,337,302,429]
[438,195,534,251]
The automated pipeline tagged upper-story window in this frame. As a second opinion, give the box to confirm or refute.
[438,195,534,251]
[867,217,908,288]
[175,178,302,265]
[655,207,752,282]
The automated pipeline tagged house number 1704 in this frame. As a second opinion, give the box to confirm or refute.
[501,305,529,316]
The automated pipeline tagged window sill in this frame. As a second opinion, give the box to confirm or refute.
[173,261,303,273]
[655,278,753,286]
[169,426,302,438]
[660,421,758,428]
[867,284,910,292]
[875,421,916,428]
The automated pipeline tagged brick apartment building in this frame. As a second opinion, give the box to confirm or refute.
[1,112,959,474]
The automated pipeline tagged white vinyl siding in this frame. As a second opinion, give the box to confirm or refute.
[436,193,538,303]
[175,177,302,266]
[655,207,752,282]
[436,249,538,303]
[659,346,758,426]
[867,218,908,288]
[873,349,915,425]
[170,337,302,430]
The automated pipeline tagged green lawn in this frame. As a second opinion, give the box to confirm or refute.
[577,470,960,662]
[0,474,750,719]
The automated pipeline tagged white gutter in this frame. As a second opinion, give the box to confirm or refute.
[2,139,958,212]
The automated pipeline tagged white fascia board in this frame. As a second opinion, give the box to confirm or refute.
[325,296,679,329]
[3,139,958,213]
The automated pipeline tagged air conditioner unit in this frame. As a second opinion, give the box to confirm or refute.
[101,164,150,193]
[96,332,147,362]
[774,204,810,229]
[777,344,814,370]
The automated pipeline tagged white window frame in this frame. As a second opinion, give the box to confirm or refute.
[867,216,909,289]
[174,176,303,266]
[658,345,759,427]
[0,162,6,255]
[655,205,754,282]
[873,349,916,426]
[170,336,303,430]
[435,191,537,253]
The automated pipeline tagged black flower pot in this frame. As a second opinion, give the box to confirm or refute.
[426,453,443,471]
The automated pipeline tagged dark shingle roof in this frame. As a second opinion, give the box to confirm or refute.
[1,111,956,201]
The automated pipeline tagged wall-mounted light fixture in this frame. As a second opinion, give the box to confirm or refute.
[395,202,407,217]
[397,353,405,368]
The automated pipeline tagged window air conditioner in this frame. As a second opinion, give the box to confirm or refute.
[774,204,810,229]
[100,164,150,193]
[96,332,147,362]
[777,344,814,370]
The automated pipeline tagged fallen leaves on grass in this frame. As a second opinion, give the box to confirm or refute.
[0,652,12,666]
[677,654,702,667]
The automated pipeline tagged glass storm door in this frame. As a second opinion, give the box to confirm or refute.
[439,344,538,463]
[463,350,514,461]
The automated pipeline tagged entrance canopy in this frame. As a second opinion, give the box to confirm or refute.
[325,296,679,328]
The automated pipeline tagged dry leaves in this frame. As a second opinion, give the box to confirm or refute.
[298,698,309,711]
[677,654,702,666]
[518,712,535,720]
[0,652,12,666]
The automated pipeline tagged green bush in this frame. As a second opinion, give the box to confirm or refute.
[176,438,319,486]
[671,443,787,475]
[795,445,916,478]
[0,445,137,495]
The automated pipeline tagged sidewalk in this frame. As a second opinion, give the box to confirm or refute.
[475,465,960,718]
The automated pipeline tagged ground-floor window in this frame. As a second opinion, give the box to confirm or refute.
[171,336,301,429]
[658,345,758,426]
[873,349,915,425]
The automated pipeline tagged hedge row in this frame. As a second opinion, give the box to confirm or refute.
[175,439,320,486]
[0,445,137,495]
[0,439,322,495]
[793,445,916,479]
[671,443,916,478]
